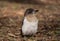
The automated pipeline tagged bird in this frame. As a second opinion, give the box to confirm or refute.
[22,8,39,37]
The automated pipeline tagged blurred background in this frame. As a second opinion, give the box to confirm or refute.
[0,0,60,41]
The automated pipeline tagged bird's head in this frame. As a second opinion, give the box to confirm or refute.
[24,8,39,16]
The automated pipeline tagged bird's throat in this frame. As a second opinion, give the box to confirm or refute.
[25,15,37,22]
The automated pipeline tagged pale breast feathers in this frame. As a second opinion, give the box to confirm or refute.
[22,17,38,35]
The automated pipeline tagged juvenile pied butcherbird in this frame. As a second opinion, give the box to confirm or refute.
[22,8,39,37]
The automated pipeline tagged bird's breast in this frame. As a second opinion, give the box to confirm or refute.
[22,16,38,35]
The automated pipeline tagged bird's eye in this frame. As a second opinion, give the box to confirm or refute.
[35,10,39,12]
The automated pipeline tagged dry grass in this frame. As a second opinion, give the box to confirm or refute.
[0,1,60,41]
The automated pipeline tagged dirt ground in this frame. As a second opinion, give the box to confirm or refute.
[0,1,60,41]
